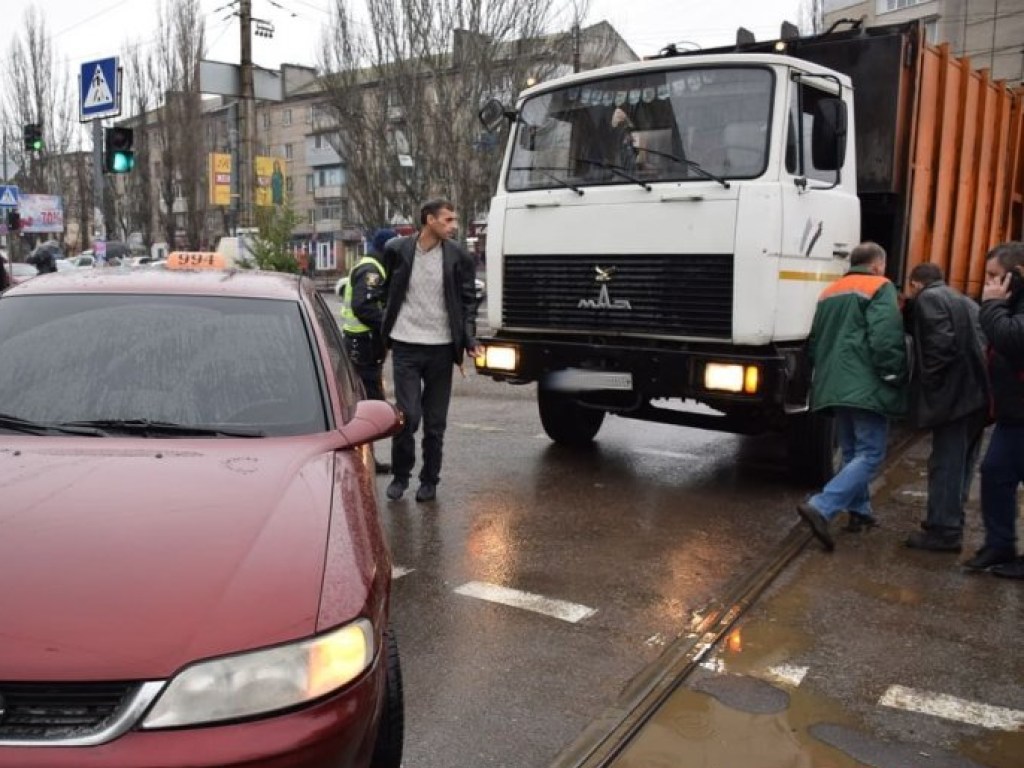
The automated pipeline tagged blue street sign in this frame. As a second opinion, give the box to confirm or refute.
[79,56,120,121]
[0,185,19,208]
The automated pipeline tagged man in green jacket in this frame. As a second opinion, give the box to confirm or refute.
[798,241,908,551]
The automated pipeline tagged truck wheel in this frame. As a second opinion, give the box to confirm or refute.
[370,627,403,768]
[538,389,605,446]
[787,411,840,486]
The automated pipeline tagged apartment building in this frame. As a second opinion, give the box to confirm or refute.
[823,0,1024,84]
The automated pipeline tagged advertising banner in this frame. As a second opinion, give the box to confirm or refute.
[255,155,286,207]
[19,194,64,233]
[209,153,232,206]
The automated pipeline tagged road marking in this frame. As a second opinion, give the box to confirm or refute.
[764,664,809,687]
[454,581,597,623]
[392,566,414,579]
[633,448,705,461]
[879,685,1024,731]
[454,422,505,432]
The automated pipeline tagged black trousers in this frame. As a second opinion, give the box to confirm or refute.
[343,333,385,401]
[390,341,455,485]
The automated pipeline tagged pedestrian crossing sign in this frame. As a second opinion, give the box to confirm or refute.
[79,56,121,121]
[0,185,18,208]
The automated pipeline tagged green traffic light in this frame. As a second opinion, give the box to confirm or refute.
[31,139,42,151]
[111,151,135,173]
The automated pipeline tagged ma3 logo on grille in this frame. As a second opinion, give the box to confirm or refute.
[578,265,632,310]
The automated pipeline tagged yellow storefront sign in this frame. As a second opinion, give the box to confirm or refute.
[209,153,232,207]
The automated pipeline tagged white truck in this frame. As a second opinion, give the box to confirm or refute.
[474,21,1024,481]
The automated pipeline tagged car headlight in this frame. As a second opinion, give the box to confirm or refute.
[142,619,373,728]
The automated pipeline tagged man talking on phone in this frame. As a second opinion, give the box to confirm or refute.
[965,241,1024,578]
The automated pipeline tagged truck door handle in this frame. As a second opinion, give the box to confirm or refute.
[660,194,704,202]
[526,201,561,209]
[833,248,849,258]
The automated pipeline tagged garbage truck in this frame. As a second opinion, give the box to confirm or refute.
[473,19,1024,482]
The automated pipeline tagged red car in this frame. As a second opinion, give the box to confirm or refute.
[0,265,404,767]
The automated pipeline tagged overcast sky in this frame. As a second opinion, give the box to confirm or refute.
[3,0,807,88]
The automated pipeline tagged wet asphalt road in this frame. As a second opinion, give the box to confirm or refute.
[324,293,812,767]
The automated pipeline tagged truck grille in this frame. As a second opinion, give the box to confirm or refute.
[0,681,137,740]
[503,254,734,339]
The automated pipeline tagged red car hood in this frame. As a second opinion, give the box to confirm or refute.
[0,435,344,681]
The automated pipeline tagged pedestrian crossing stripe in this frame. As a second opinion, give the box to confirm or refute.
[0,189,16,207]
[83,65,114,109]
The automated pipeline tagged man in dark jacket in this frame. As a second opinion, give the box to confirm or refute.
[965,241,1024,577]
[341,228,396,474]
[797,242,908,551]
[903,263,989,552]
[381,199,480,503]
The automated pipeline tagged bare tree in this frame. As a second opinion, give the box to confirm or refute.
[318,0,614,234]
[134,0,207,249]
[2,7,81,247]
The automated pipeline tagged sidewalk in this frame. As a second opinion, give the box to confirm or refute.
[600,433,1023,767]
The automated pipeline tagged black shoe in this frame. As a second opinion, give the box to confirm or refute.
[843,512,878,533]
[963,545,1017,572]
[904,529,962,552]
[415,483,436,503]
[797,502,835,552]
[385,478,408,501]
[374,460,392,475]
[990,557,1024,579]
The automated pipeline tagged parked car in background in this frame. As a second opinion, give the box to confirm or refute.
[0,265,405,768]
[9,262,39,286]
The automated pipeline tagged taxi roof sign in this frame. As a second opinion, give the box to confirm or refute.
[167,251,228,270]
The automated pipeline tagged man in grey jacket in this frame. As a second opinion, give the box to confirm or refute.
[903,263,989,552]
[381,199,480,503]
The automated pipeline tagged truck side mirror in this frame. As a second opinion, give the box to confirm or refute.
[479,98,513,133]
[811,98,847,172]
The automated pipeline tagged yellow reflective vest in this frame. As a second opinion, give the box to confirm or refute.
[340,255,386,334]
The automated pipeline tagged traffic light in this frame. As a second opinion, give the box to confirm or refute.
[104,127,135,173]
[23,123,42,152]
[6,210,20,231]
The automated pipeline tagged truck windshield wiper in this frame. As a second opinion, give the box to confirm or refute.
[637,147,731,189]
[508,166,584,196]
[0,412,106,437]
[59,419,265,438]
[576,157,652,191]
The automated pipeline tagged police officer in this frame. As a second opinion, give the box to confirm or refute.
[341,228,396,474]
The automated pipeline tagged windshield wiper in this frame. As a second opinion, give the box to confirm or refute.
[0,412,106,437]
[637,147,731,189]
[59,419,264,438]
[575,157,651,191]
[508,166,584,196]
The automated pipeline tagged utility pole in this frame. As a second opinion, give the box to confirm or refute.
[92,120,105,244]
[572,23,581,73]
[239,0,256,230]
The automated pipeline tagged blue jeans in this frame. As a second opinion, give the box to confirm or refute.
[979,423,1024,551]
[810,407,889,520]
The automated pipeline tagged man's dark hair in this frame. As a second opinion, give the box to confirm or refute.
[850,241,886,267]
[909,262,943,285]
[985,241,1024,271]
[420,199,455,226]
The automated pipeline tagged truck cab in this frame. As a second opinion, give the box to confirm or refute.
[476,54,857,480]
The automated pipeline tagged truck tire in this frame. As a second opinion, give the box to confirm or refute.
[370,627,403,768]
[787,411,840,486]
[538,389,605,447]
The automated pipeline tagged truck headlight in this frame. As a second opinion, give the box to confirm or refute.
[142,619,373,728]
[704,363,760,394]
[478,345,518,372]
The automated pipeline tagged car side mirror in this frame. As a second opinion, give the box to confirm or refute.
[811,97,847,172]
[338,400,404,448]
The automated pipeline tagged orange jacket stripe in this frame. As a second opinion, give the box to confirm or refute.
[818,273,889,302]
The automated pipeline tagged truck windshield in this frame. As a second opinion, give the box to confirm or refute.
[507,66,774,191]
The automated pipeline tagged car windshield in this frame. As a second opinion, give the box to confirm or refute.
[507,66,774,191]
[0,293,328,437]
